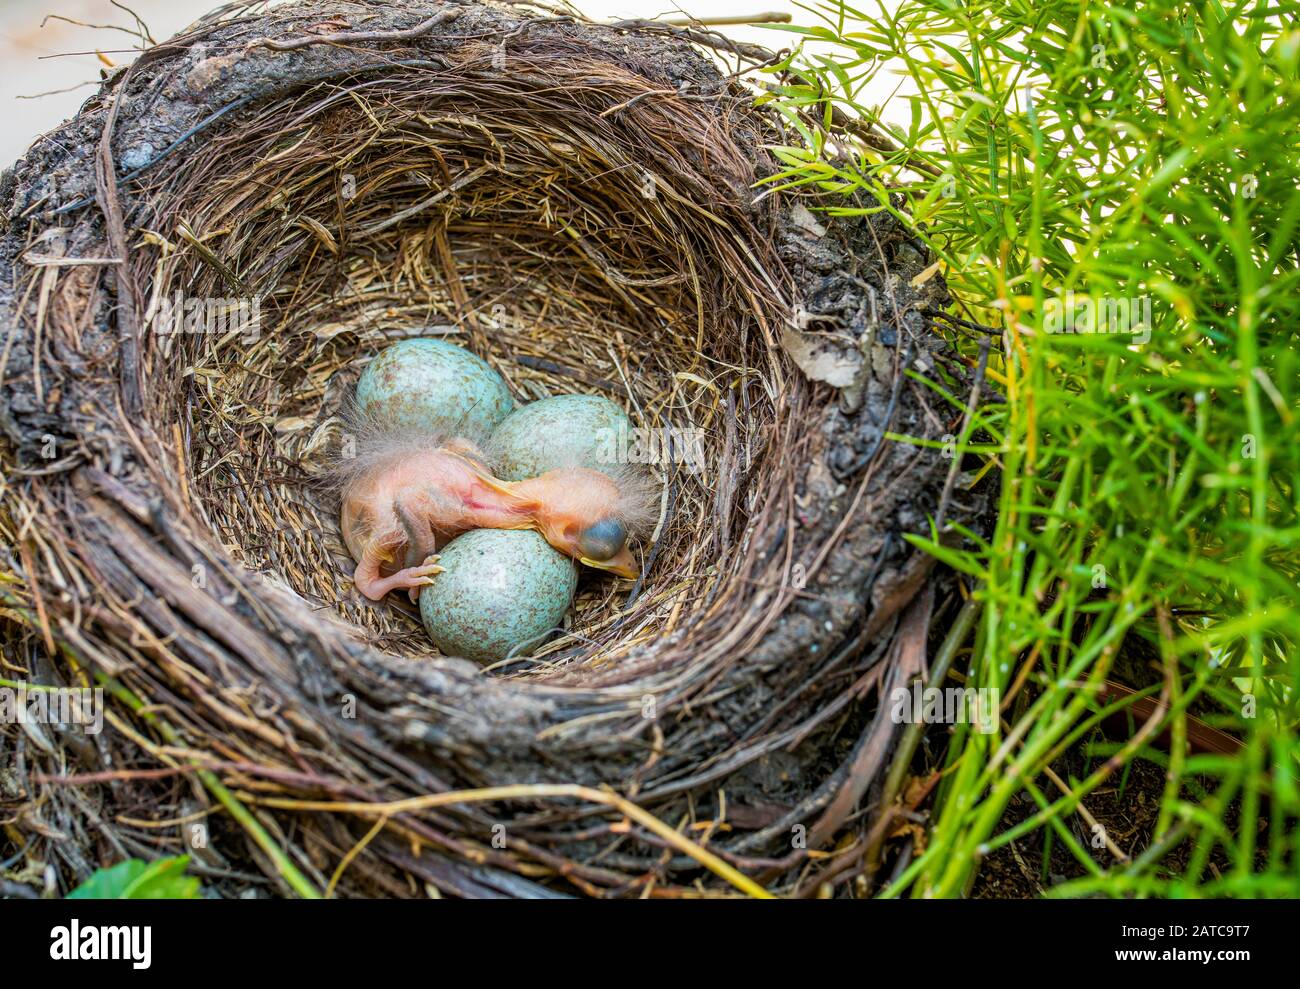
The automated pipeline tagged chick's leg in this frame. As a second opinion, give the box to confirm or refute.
[353,546,443,601]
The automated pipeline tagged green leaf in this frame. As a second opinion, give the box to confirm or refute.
[67,856,202,900]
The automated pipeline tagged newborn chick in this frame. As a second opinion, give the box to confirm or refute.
[336,429,654,602]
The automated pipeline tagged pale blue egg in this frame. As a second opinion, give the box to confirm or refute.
[355,338,513,437]
[419,529,577,663]
[488,393,631,481]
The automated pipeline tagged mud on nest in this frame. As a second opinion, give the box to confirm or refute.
[0,0,979,897]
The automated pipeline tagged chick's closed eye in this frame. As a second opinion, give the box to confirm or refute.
[578,518,628,561]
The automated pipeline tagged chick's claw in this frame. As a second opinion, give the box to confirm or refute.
[352,556,443,602]
[404,555,443,603]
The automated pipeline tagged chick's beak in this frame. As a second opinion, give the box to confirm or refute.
[580,545,639,579]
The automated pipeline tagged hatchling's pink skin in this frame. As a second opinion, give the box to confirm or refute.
[341,447,640,602]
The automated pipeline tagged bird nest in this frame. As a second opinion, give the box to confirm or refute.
[0,0,973,898]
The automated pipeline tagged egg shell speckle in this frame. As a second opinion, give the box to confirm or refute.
[419,529,577,663]
[355,338,514,437]
[489,393,632,481]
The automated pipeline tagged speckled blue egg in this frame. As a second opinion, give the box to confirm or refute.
[419,529,577,663]
[355,338,513,437]
[488,393,632,481]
